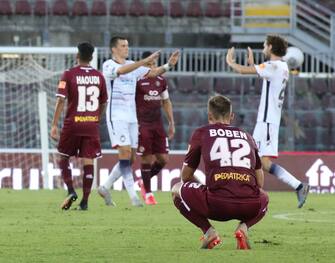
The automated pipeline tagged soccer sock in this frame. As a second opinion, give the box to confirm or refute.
[120,159,138,200]
[269,163,301,190]
[141,163,152,193]
[173,196,211,234]
[82,165,94,202]
[59,158,74,194]
[150,161,164,177]
[103,162,122,189]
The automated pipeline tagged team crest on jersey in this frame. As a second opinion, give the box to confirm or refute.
[155,81,161,87]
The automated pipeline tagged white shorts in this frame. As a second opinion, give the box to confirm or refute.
[106,120,138,149]
[253,122,279,157]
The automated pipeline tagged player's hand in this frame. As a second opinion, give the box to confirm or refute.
[247,47,255,65]
[226,47,235,66]
[168,123,175,140]
[167,50,180,67]
[50,125,59,141]
[144,50,161,64]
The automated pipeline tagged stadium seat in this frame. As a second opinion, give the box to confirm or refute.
[0,0,12,15]
[110,0,127,16]
[170,1,184,17]
[214,78,236,95]
[129,0,146,17]
[177,76,194,93]
[195,78,211,94]
[52,0,69,16]
[311,79,328,97]
[72,0,89,16]
[186,1,202,17]
[300,112,317,128]
[148,1,164,17]
[91,0,107,16]
[205,1,222,17]
[15,0,31,15]
[34,0,48,16]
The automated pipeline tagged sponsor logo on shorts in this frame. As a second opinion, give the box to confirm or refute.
[120,135,126,142]
[214,172,250,182]
[138,146,145,153]
[74,116,98,122]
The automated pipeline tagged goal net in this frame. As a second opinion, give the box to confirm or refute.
[0,47,96,190]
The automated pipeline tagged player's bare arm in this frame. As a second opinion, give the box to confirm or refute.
[255,169,264,188]
[226,47,257,74]
[116,51,161,76]
[162,98,175,139]
[181,164,197,182]
[50,97,65,141]
[146,50,180,77]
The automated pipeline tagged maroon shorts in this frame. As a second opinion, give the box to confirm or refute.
[137,123,168,155]
[180,181,268,224]
[58,129,102,159]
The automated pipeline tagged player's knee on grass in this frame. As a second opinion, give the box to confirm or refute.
[171,182,182,200]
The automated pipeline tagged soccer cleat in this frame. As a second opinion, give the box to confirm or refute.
[296,183,310,208]
[131,197,144,207]
[98,186,116,206]
[137,179,147,201]
[200,229,222,249]
[76,200,88,211]
[235,229,251,250]
[145,194,157,205]
[61,192,78,210]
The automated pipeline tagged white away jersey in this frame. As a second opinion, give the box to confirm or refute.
[103,59,150,123]
[254,60,289,125]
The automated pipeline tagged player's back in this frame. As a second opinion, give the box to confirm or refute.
[136,75,167,124]
[196,123,261,199]
[58,65,107,136]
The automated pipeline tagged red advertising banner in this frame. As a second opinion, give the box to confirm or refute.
[0,151,334,193]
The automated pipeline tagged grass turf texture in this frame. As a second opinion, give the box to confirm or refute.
[0,190,334,263]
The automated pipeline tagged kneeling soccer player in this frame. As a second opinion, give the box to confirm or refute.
[172,95,268,249]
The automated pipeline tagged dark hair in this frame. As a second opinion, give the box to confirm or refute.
[77,42,94,62]
[110,36,127,48]
[266,35,288,57]
[208,95,232,120]
[141,51,152,59]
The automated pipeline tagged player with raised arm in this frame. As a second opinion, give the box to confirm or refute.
[226,35,310,208]
[97,36,180,207]
[136,51,175,205]
[50,42,107,211]
[172,95,268,249]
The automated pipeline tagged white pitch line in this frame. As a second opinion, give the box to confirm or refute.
[272,211,335,224]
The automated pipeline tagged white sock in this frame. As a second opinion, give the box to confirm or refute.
[122,171,139,200]
[103,163,122,189]
[269,164,301,190]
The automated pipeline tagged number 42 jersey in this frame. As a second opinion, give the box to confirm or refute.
[56,65,107,137]
[184,123,262,199]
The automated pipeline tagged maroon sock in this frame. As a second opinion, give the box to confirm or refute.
[59,158,74,194]
[141,164,152,193]
[150,161,164,177]
[82,165,94,202]
[173,196,211,234]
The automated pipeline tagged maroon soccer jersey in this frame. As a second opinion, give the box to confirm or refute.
[184,123,262,199]
[56,66,107,137]
[136,75,167,124]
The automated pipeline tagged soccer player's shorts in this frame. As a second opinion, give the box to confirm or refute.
[58,130,102,159]
[137,123,169,155]
[253,122,279,158]
[107,120,138,149]
[179,181,268,227]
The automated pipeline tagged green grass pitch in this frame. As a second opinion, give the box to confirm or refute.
[0,190,334,263]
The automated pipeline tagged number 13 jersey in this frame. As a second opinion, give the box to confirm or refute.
[56,65,107,137]
[184,123,262,199]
